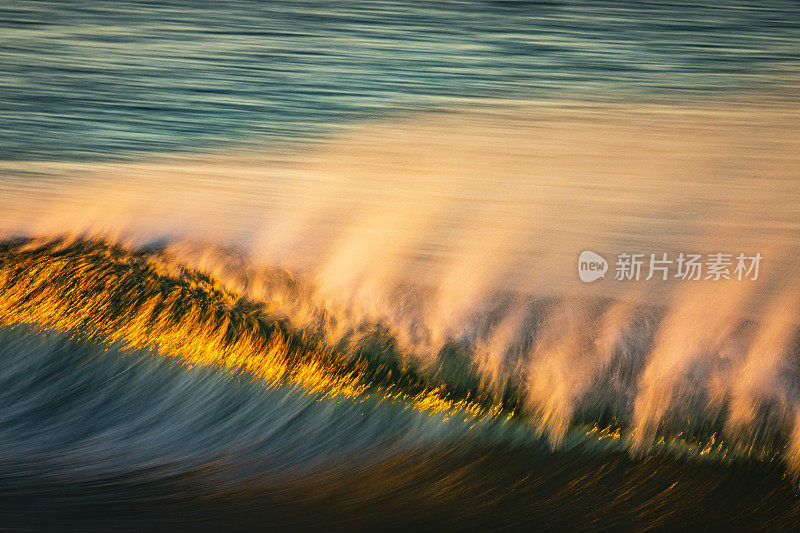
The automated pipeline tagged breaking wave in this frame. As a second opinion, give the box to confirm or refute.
[2,235,799,464]
[2,104,800,528]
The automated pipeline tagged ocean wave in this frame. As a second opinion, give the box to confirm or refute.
[2,235,800,528]
[2,104,800,527]
[1,235,797,466]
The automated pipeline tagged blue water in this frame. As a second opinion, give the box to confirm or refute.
[1,0,799,159]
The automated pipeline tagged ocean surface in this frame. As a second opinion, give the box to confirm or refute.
[1,1,800,529]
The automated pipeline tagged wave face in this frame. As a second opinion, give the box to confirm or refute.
[1,234,800,529]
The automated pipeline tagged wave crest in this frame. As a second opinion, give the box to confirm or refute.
[2,235,799,469]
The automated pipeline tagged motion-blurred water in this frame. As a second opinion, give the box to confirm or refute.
[2,1,800,529]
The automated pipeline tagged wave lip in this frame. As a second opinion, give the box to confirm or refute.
[0,236,516,424]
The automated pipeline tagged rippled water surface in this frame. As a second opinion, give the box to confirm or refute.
[2,1,799,158]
